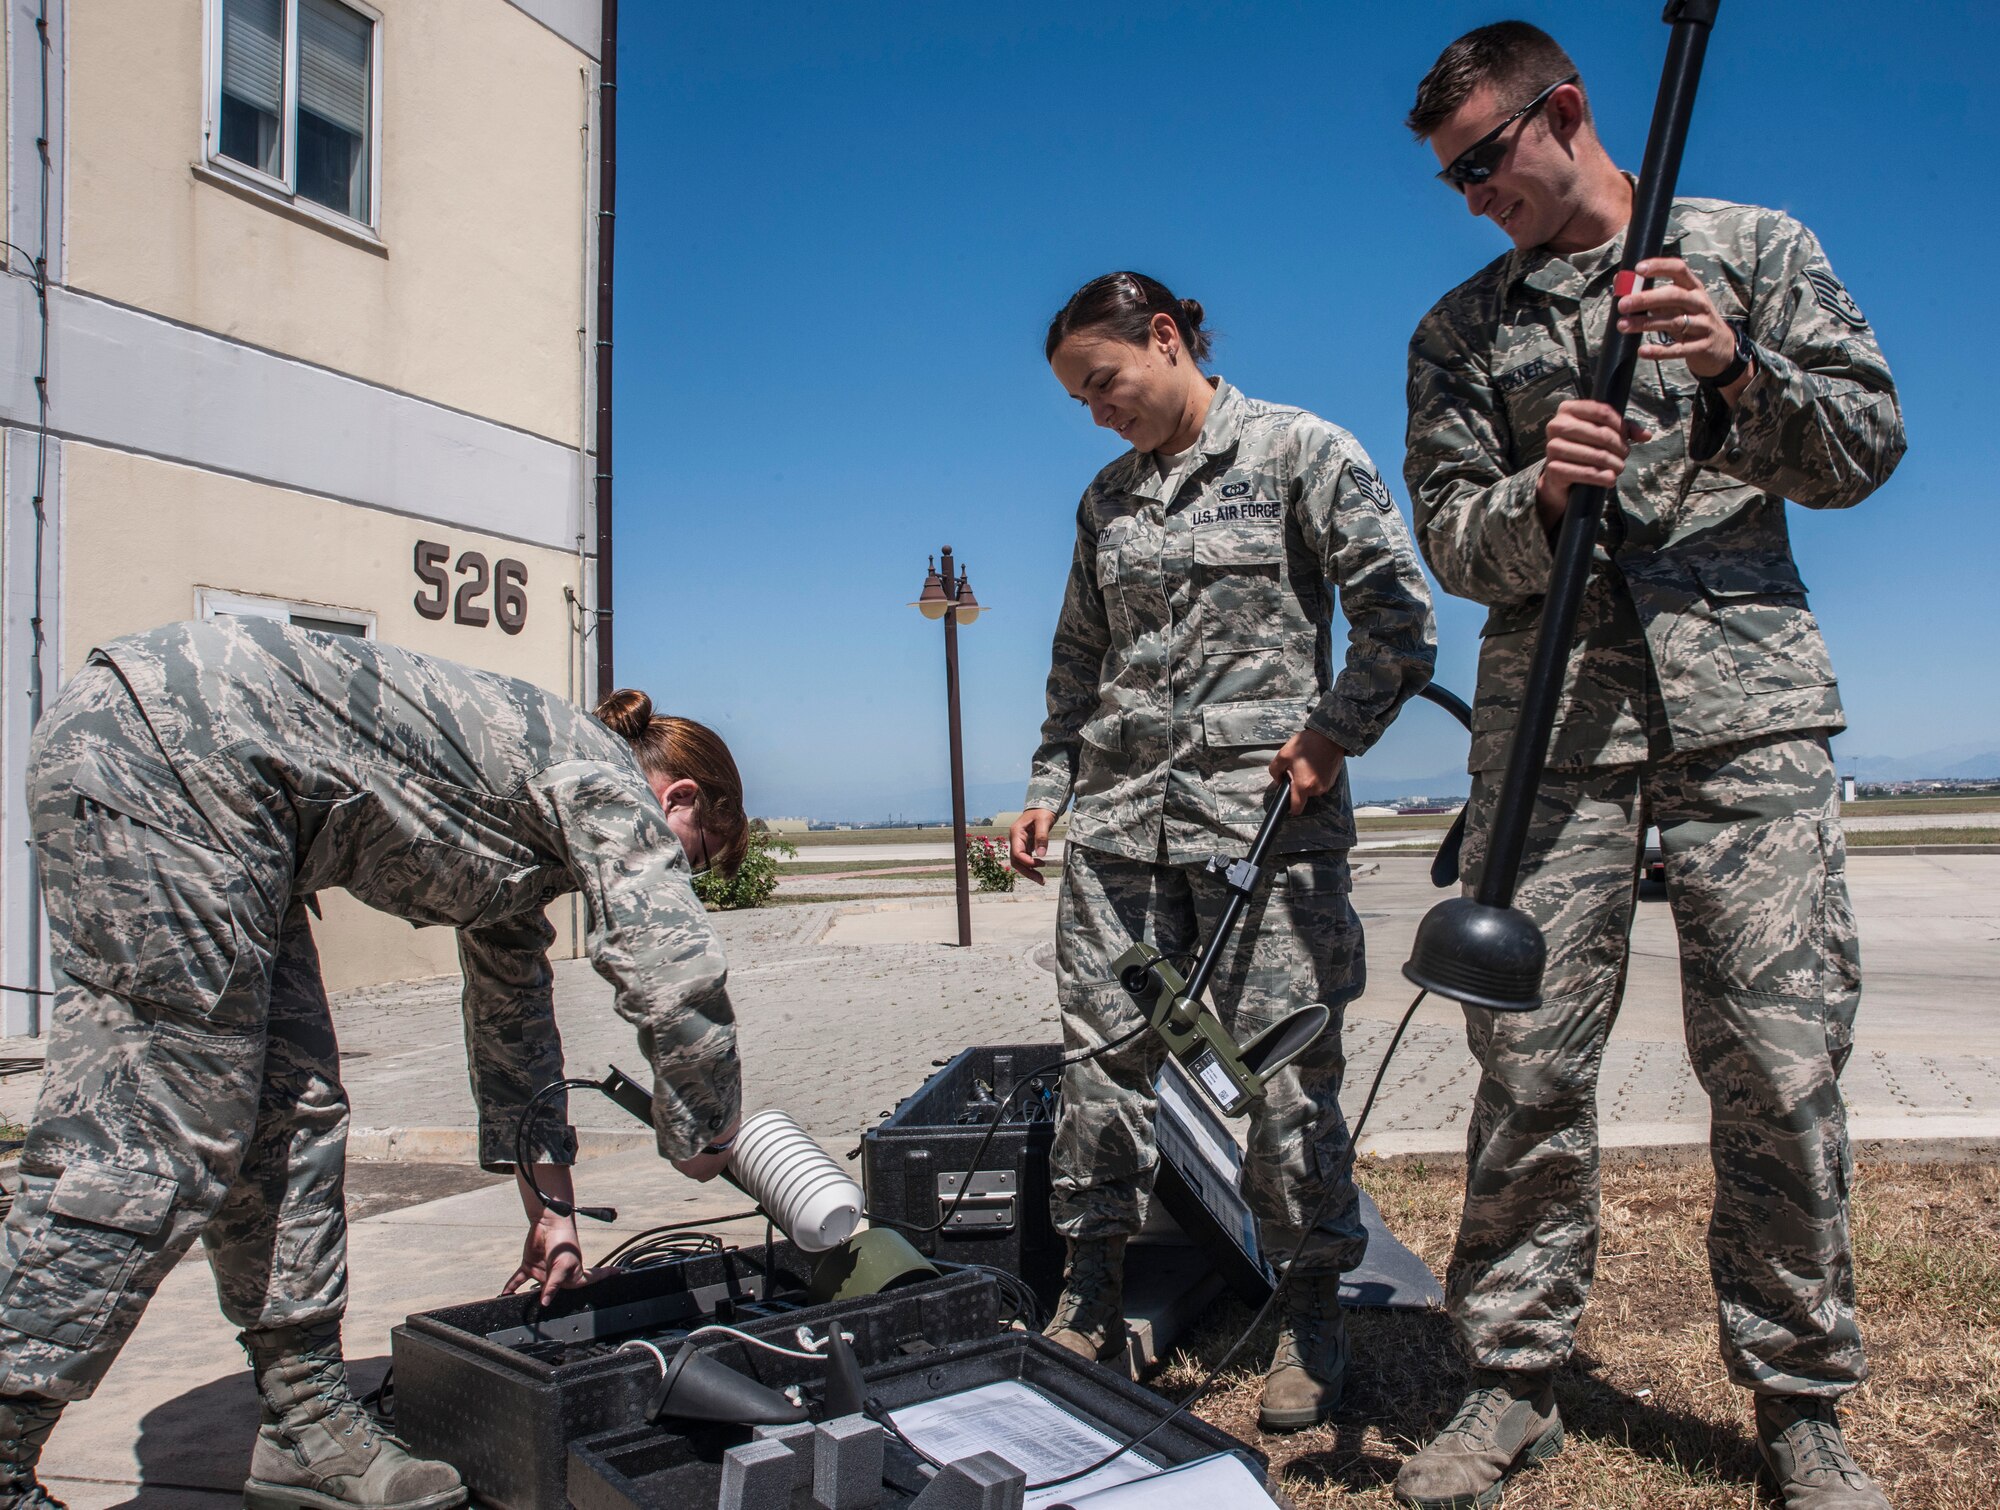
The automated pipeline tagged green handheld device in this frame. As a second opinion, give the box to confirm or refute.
[1113,775,1331,1116]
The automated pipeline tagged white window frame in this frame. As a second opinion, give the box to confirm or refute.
[197,587,378,640]
[200,0,385,237]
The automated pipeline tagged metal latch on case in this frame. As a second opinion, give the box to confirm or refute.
[936,1170,1016,1231]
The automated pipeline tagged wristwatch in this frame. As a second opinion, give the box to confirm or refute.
[1699,319,1755,391]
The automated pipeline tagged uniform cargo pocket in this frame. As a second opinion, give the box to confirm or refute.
[57,795,245,1019]
[1078,711,1125,754]
[1193,525,1288,655]
[1203,700,1312,750]
[350,836,516,928]
[1688,558,1835,695]
[0,1163,177,1348]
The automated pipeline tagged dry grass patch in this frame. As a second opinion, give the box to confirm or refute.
[1154,1155,2000,1507]
[1846,828,1999,847]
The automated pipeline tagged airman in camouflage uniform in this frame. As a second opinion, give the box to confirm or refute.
[1023,374,1435,1422]
[0,618,741,1510]
[1394,22,1904,1510]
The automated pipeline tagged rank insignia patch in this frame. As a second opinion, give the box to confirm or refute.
[1352,466,1396,513]
[1804,267,1868,330]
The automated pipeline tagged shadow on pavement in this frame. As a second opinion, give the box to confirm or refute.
[96,1355,391,1510]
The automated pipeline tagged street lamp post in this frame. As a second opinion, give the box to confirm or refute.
[912,546,984,947]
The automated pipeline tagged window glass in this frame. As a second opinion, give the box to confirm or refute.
[219,0,284,179]
[297,0,372,221]
[289,613,368,638]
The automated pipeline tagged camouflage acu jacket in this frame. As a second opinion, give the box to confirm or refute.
[1025,379,1436,862]
[83,619,738,1165]
[1405,197,1905,772]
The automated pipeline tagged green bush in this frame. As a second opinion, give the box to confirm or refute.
[693,831,797,910]
[967,835,1015,893]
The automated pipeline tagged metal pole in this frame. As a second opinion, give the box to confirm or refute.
[591,0,617,698]
[940,546,972,948]
[1474,0,1719,910]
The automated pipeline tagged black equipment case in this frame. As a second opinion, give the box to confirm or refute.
[860,1043,1272,1310]
[567,1329,1265,1510]
[390,1243,1001,1510]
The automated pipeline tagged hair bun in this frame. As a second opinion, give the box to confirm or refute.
[595,688,654,740]
[1178,297,1205,330]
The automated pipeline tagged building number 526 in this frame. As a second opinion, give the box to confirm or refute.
[413,540,528,634]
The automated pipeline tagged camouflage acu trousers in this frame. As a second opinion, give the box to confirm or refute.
[1451,732,1864,1395]
[0,665,347,1402]
[1050,842,1367,1276]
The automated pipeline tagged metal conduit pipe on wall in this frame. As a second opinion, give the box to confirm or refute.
[592,0,617,697]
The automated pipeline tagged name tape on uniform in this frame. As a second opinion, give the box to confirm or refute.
[1190,500,1283,527]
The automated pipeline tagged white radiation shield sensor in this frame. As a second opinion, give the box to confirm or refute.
[727,1110,864,1253]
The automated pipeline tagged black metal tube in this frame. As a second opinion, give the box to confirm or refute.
[940,547,972,948]
[592,0,618,698]
[1475,0,1718,908]
[1418,681,1474,734]
[1181,776,1292,1006]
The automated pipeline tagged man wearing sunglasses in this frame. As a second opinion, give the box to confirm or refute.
[1395,20,1904,1510]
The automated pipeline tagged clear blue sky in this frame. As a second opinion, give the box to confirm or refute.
[611,2,1996,819]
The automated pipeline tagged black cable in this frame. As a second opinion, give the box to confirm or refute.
[515,1077,622,1222]
[599,1227,730,1271]
[599,1211,763,1261]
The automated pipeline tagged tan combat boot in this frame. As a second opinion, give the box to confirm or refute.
[1755,1395,1891,1509]
[1393,1370,1563,1509]
[240,1322,466,1510]
[1258,1273,1350,1432]
[0,1395,66,1510]
[1042,1236,1128,1368]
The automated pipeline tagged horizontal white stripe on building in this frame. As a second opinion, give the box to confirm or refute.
[502,0,601,60]
[0,279,584,553]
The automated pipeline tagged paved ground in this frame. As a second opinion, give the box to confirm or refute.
[4,850,1994,1505]
[1841,809,2000,830]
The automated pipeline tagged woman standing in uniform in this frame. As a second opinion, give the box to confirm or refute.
[1010,272,1436,1430]
[0,618,751,1510]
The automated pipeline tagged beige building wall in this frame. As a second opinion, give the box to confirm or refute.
[65,0,589,446]
[62,442,589,990]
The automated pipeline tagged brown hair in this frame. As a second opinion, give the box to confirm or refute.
[1044,271,1211,365]
[1406,21,1588,141]
[595,689,750,877]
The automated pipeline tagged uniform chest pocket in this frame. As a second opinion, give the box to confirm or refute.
[1094,526,1151,645]
[1495,353,1580,459]
[1193,523,1289,655]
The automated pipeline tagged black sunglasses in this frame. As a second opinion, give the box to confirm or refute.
[1436,75,1578,192]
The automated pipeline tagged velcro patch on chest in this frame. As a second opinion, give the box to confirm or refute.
[1494,354,1560,393]
[1220,480,1251,498]
[1803,267,1868,330]
[1350,465,1396,513]
[1190,499,1284,526]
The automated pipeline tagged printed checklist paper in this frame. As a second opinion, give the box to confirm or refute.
[887,1380,1277,1509]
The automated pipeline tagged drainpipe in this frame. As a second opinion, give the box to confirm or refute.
[592,0,617,698]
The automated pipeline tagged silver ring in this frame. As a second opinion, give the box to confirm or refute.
[1678,313,1691,341]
